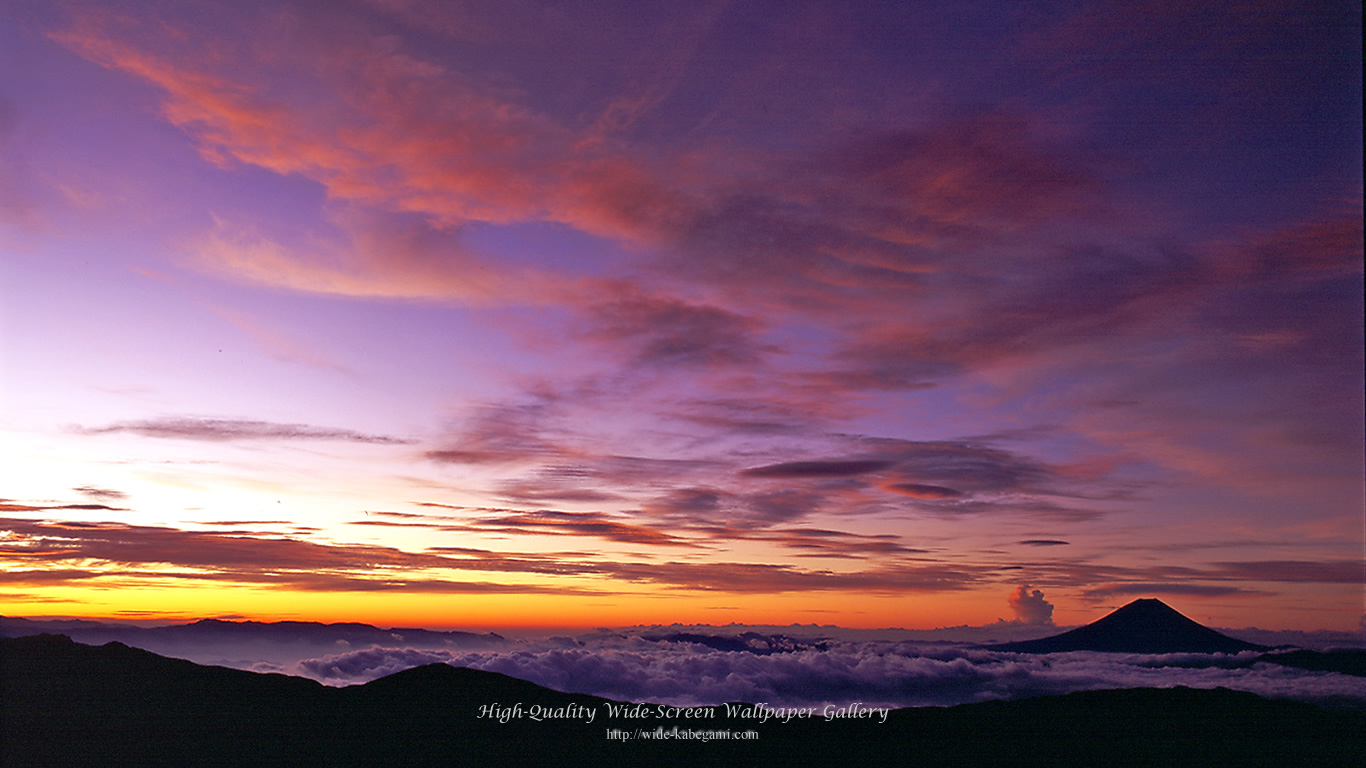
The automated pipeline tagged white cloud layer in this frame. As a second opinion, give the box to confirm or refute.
[291,632,1366,709]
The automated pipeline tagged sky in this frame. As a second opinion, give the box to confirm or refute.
[1,0,1362,633]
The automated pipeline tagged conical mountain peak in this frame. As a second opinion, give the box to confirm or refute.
[989,598,1267,654]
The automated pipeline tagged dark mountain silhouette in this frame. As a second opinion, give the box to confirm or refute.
[4,633,1362,767]
[988,598,1270,654]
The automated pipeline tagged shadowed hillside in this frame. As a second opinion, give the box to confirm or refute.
[3,634,1362,767]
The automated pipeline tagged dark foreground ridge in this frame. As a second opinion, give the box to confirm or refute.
[3,634,1362,768]
[989,598,1270,654]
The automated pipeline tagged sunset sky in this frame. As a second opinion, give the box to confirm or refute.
[1,0,1361,632]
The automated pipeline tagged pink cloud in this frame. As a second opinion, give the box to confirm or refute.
[51,5,1106,320]
[1007,585,1055,625]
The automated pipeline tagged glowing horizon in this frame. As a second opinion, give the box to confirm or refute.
[2,0,1362,634]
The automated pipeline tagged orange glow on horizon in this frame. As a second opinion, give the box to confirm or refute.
[5,580,1032,630]
[8,580,1356,632]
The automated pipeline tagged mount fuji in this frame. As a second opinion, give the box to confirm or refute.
[988,598,1270,654]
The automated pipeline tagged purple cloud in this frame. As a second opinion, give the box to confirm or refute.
[77,417,411,444]
[582,289,772,369]
[741,460,894,479]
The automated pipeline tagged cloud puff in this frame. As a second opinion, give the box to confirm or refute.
[1008,585,1055,625]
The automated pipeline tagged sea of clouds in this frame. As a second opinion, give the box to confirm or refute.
[275,630,1366,710]
[8,614,1361,709]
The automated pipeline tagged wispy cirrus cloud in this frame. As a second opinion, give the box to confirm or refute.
[47,2,1098,321]
[424,400,570,466]
[210,304,352,374]
[597,560,980,595]
[444,509,703,549]
[1082,583,1268,601]
[581,287,773,370]
[730,439,1088,520]
[76,417,411,444]
[741,460,893,479]
[742,528,930,560]
[424,397,1113,528]
[0,501,127,513]
[358,508,927,559]
[49,1,1361,479]
[0,513,971,596]
[5,503,1355,607]
[1211,561,1364,585]
[882,483,966,500]
[0,515,591,594]
[72,485,127,502]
